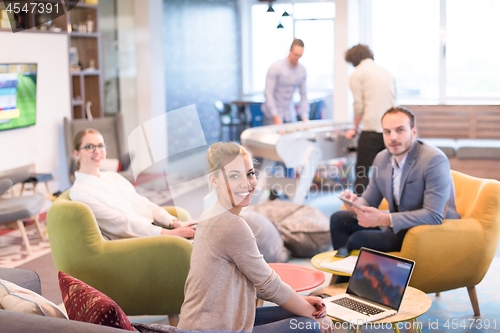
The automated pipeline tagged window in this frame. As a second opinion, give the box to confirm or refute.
[295,19,334,91]
[372,0,440,100]
[250,2,334,93]
[251,4,294,93]
[446,0,500,98]
[372,0,500,101]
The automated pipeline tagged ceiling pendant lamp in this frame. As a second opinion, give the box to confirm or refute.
[262,0,275,12]
[277,22,284,29]
[282,10,289,17]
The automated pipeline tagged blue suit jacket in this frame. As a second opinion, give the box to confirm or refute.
[362,140,461,234]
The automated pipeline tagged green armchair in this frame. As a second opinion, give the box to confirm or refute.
[46,190,193,319]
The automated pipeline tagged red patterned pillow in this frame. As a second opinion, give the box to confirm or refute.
[58,271,136,331]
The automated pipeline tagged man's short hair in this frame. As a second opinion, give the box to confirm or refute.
[382,106,416,128]
[345,44,374,67]
[291,39,304,49]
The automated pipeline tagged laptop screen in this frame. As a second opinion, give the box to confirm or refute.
[346,248,414,311]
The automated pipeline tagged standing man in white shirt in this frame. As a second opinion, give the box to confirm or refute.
[344,44,396,195]
[262,39,309,125]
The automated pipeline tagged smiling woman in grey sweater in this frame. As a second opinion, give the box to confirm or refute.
[178,142,332,333]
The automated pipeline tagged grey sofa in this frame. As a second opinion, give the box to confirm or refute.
[420,138,500,160]
[0,268,128,333]
[0,310,128,333]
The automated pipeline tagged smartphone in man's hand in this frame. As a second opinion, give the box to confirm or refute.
[338,195,362,208]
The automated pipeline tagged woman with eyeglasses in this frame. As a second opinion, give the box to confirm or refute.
[70,128,197,240]
[177,142,332,333]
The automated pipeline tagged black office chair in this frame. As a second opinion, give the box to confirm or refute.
[216,101,242,141]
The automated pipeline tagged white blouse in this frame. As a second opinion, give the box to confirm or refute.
[69,171,174,240]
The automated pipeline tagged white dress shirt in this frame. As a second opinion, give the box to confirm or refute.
[350,58,396,133]
[261,58,308,122]
[70,171,174,240]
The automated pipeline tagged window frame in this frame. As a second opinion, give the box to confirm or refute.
[241,0,335,95]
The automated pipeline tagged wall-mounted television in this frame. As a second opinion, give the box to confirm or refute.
[0,63,37,131]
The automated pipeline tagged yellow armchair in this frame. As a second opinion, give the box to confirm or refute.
[46,190,193,319]
[391,170,500,316]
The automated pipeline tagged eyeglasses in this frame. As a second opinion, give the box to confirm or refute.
[80,144,107,152]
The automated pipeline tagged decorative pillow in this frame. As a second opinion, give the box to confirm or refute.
[240,210,290,263]
[0,279,67,319]
[58,271,136,331]
[246,200,332,258]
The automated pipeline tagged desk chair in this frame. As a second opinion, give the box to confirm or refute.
[309,100,324,120]
[215,101,244,141]
[249,104,264,127]
[0,178,46,256]
[46,190,193,321]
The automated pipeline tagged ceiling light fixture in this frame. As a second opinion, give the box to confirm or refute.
[267,5,275,12]
[282,10,289,17]
[277,22,284,29]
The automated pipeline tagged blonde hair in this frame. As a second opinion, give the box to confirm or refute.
[207,142,253,176]
[73,128,102,168]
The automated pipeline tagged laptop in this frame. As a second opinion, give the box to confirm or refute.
[324,247,415,325]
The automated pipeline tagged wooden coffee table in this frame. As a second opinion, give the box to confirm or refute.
[309,283,432,333]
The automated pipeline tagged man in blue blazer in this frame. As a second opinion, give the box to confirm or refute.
[331,106,461,253]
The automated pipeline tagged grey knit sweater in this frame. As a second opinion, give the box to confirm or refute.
[178,204,293,332]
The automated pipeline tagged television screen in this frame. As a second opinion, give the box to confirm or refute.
[0,63,37,131]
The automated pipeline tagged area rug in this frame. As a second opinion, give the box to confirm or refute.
[0,217,51,268]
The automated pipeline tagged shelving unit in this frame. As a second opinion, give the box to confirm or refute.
[1,0,103,119]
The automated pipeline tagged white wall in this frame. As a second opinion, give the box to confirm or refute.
[0,32,71,192]
[333,0,360,123]
[117,0,139,143]
[133,0,167,174]
[117,0,167,175]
